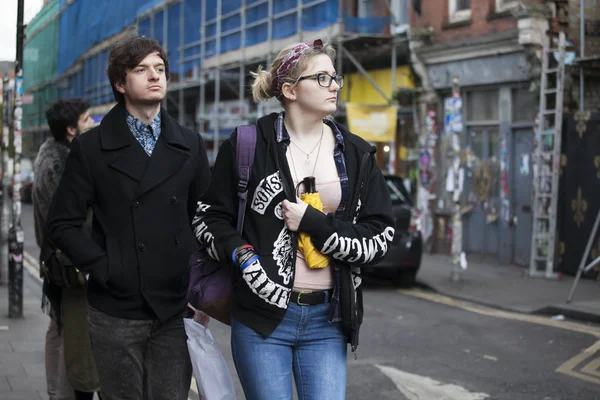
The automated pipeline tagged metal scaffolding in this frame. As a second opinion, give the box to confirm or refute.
[161,0,410,163]
[24,0,413,166]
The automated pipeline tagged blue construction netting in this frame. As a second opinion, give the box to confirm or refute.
[54,0,341,107]
[343,14,391,35]
[57,0,159,74]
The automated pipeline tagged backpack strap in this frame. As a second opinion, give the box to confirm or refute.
[235,125,257,233]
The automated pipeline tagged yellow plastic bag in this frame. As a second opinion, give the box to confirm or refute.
[298,192,330,269]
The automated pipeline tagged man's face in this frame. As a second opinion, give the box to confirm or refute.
[66,109,92,140]
[116,52,167,106]
[77,110,93,134]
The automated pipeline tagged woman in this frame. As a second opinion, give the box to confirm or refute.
[193,39,395,399]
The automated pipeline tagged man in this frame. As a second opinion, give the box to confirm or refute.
[34,98,100,400]
[48,36,211,400]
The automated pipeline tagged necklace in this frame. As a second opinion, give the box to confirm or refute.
[289,124,324,185]
[290,125,324,165]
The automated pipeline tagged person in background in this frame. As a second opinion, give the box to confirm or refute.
[33,98,100,400]
[193,39,395,399]
[47,36,211,400]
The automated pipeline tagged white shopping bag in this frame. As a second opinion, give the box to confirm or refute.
[184,318,236,400]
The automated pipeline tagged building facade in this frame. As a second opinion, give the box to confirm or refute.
[410,0,549,266]
[410,0,599,268]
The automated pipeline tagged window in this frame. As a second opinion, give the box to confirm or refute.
[495,0,518,13]
[449,0,471,22]
[467,89,499,122]
[358,0,373,18]
[512,87,534,122]
[391,0,410,33]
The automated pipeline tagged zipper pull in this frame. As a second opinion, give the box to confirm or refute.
[352,345,358,360]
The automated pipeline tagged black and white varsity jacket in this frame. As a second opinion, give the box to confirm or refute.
[193,113,395,352]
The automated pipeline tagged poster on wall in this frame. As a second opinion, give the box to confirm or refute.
[345,103,397,142]
[444,97,463,135]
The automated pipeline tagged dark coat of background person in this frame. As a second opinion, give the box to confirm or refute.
[33,137,100,393]
[47,103,211,321]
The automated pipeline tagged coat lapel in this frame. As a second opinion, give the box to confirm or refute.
[135,109,191,197]
[101,104,148,183]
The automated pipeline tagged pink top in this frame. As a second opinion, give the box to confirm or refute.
[293,177,341,291]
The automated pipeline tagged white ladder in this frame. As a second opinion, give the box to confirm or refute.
[528,31,566,280]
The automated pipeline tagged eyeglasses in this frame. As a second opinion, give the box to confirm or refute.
[297,73,344,89]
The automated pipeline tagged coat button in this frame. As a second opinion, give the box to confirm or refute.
[133,201,140,208]
[170,196,178,204]
[143,286,149,292]
[138,243,146,251]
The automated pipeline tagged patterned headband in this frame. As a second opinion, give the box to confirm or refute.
[271,39,324,99]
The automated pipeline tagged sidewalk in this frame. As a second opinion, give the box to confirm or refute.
[0,271,48,400]
[418,253,600,323]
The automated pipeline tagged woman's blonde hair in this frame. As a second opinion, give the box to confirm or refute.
[251,41,336,103]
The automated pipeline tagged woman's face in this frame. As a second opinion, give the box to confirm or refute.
[290,53,340,117]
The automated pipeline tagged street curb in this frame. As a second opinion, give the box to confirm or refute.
[535,305,600,324]
[416,279,600,324]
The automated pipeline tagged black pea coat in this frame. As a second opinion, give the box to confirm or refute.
[48,103,210,321]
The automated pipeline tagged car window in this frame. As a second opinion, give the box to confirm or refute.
[385,177,412,206]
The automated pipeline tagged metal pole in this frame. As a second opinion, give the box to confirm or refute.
[567,207,600,303]
[337,0,344,102]
[163,7,169,113]
[9,0,25,318]
[240,0,246,122]
[199,0,206,148]
[390,39,397,175]
[213,0,222,162]
[1,77,10,270]
[178,0,185,125]
[579,0,585,112]
[267,0,273,61]
[0,77,5,283]
[340,45,392,103]
[450,76,465,282]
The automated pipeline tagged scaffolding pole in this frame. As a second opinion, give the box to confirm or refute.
[239,0,246,122]
[199,0,206,151]
[178,0,185,125]
[340,45,392,104]
[390,39,397,175]
[163,8,169,112]
[579,0,585,112]
[213,0,222,162]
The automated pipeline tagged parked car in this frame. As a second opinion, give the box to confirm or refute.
[363,175,422,287]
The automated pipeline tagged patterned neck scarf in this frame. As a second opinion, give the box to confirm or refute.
[271,39,323,100]
[126,110,162,156]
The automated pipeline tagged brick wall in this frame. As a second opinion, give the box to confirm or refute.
[410,0,551,44]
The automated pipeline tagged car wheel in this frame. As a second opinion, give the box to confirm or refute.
[393,270,417,288]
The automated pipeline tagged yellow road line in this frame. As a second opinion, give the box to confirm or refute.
[397,288,600,338]
[399,288,600,386]
[580,354,600,378]
[556,340,600,385]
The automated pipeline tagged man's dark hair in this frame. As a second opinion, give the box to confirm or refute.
[45,98,90,141]
[107,36,170,103]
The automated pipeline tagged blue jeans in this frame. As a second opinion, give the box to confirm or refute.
[231,301,347,400]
